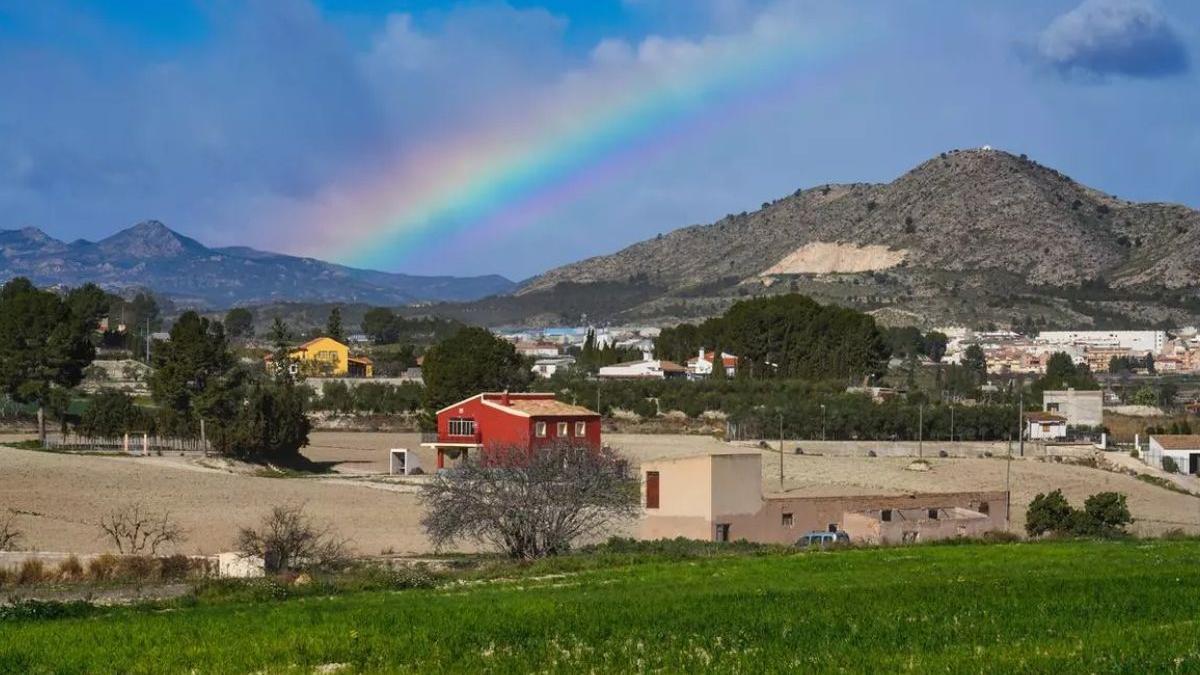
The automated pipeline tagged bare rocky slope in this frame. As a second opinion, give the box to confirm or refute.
[517,148,1200,328]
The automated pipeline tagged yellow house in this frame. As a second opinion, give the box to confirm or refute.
[285,337,373,377]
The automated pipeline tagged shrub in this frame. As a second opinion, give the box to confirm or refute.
[57,556,84,581]
[87,554,120,581]
[236,503,350,573]
[981,530,1021,543]
[159,554,193,581]
[0,510,22,551]
[98,503,186,555]
[115,556,159,582]
[1026,490,1073,537]
[1162,456,1180,474]
[1082,492,1132,535]
[17,559,47,585]
[1129,448,1140,459]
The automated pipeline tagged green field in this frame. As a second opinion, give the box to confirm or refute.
[3,540,1200,673]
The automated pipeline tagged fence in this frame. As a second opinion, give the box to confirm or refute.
[43,431,212,455]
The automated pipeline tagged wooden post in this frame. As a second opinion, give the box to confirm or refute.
[143,433,149,456]
[437,448,445,469]
[123,433,129,454]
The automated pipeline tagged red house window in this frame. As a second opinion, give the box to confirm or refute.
[448,418,475,437]
[556,422,568,436]
[534,422,547,438]
[645,471,660,509]
[574,421,586,436]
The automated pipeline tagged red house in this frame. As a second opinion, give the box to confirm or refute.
[422,392,602,468]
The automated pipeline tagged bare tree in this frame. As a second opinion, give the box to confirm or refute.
[420,442,641,559]
[98,503,186,555]
[236,503,350,573]
[0,510,23,551]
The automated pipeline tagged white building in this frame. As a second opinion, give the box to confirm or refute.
[687,349,738,378]
[1025,412,1067,440]
[1042,389,1103,427]
[1146,436,1200,475]
[598,359,687,380]
[1038,331,1167,354]
[531,355,575,378]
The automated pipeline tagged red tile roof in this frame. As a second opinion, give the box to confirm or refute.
[1151,435,1200,450]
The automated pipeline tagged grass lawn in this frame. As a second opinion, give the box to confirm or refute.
[3,540,1200,673]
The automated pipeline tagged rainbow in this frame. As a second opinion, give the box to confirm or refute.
[303,25,856,271]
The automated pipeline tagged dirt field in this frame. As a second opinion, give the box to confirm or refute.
[2,432,1198,556]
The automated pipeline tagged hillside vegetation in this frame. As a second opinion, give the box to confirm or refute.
[516,148,1200,328]
[2,539,1199,672]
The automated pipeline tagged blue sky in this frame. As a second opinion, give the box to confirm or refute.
[1,0,1197,279]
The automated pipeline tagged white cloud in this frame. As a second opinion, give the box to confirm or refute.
[1036,0,1188,79]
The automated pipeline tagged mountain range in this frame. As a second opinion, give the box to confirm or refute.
[0,221,515,307]
[510,147,1200,329]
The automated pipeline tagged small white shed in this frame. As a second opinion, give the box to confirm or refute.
[389,448,422,475]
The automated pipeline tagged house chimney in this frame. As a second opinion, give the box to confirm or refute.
[699,346,706,361]
[501,390,510,406]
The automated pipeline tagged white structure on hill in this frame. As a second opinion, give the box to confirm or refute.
[598,359,687,380]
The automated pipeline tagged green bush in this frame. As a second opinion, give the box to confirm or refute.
[1162,456,1180,473]
[1025,490,1073,537]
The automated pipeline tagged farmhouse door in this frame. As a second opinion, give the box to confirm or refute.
[645,471,660,508]
[1190,453,1200,475]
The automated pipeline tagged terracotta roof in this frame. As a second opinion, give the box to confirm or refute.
[346,355,373,364]
[687,351,738,367]
[1151,435,1200,450]
[659,360,687,372]
[1025,412,1067,422]
[503,399,599,417]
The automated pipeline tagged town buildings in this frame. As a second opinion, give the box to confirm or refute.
[421,392,601,469]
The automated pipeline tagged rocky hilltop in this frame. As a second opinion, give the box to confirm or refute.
[518,148,1200,328]
[0,221,515,308]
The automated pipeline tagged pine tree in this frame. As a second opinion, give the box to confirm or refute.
[326,307,344,343]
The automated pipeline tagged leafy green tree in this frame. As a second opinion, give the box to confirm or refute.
[961,345,987,383]
[78,389,144,438]
[149,311,238,435]
[212,380,311,462]
[224,308,254,338]
[325,307,344,343]
[422,327,533,411]
[1131,386,1158,406]
[1025,489,1073,537]
[363,307,399,344]
[0,278,95,443]
[65,283,113,330]
[1080,492,1132,536]
[923,331,949,363]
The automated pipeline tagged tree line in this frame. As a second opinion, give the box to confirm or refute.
[654,295,889,380]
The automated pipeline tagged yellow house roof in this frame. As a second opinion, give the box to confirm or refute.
[293,336,348,352]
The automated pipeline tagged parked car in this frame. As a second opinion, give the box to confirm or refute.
[797,531,850,548]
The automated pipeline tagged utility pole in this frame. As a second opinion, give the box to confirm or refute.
[918,403,924,458]
[1018,386,1025,458]
[778,413,784,491]
[820,404,827,442]
[950,404,955,443]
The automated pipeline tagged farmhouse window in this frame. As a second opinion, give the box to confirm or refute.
[715,523,730,542]
[575,421,586,436]
[781,513,793,528]
[928,509,939,520]
[645,471,660,509]
[557,422,568,436]
[881,509,893,522]
[535,422,547,438]
[827,523,837,533]
[448,418,476,437]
